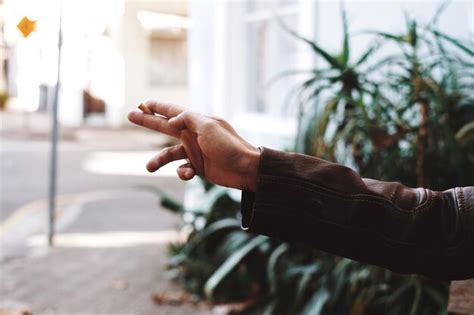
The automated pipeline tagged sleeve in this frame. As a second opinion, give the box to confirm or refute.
[241,147,474,280]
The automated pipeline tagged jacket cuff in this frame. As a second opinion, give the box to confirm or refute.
[239,146,298,236]
[241,191,255,230]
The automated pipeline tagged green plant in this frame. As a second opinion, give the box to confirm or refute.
[151,3,472,314]
[274,2,471,314]
[286,6,473,190]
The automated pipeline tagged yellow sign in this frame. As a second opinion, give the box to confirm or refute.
[17,16,37,38]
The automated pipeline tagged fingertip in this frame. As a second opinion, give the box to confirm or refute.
[146,162,157,173]
[146,156,160,172]
[168,117,185,131]
[177,167,195,181]
[128,110,143,123]
[168,116,178,126]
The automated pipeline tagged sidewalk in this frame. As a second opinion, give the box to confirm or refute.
[0,110,211,314]
[0,110,174,151]
[0,190,211,315]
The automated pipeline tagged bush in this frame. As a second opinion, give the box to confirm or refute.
[153,3,473,314]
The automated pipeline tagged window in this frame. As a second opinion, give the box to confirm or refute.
[149,34,187,86]
[243,0,308,118]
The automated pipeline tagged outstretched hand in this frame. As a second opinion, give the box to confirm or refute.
[128,101,260,192]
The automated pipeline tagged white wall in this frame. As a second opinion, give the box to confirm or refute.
[188,0,318,150]
[121,1,189,124]
[315,0,473,64]
[187,0,472,149]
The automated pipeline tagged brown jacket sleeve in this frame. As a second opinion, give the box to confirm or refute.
[241,147,474,280]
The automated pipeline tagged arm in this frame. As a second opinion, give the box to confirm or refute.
[241,147,474,281]
[128,102,474,281]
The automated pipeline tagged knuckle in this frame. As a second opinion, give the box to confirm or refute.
[217,119,230,128]
[169,145,181,157]
[160,146,171,157]
[212,116,225,122]
[202,120,216,130]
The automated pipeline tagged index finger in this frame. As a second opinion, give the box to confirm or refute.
[128,111,180,138]
[144,100,186,118]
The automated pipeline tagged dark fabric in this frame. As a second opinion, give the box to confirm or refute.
[241,147,474,280]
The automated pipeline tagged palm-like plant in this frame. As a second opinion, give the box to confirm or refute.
[151,3,473,315]
[286,6,473,190]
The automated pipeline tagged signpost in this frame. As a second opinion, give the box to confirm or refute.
[17,6,62,246]
[47,6,63,246]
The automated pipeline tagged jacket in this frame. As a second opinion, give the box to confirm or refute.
[241,147,474,280]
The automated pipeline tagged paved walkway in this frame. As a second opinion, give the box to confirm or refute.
[0,111,211,314]
[0,190,211,315]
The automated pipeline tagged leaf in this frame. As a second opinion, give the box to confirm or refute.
[429,0,452,26]
[202,186,231,210]
[204,235,269,300]
[408,20,417,47]
[284,264,320,278]
[424,286,447,306]
[177,218,241,261]
[160,196,185,213]
[299,288,330,315]
[455,121,474,144]
[267,69,320,87]
[409,280,422,315]
[267,243,289,293]
[263,301,277,315]
[293,264,320,308]
[363,30,405,43]
[355,40,383,66]
[433,30,474,56]
[384,281,413,304]
[341,7,350,65]
[215,231,251,261]
[135,185,185,213]
[279,20,343,69]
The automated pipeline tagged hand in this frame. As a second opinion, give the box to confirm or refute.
[128,101,261,192]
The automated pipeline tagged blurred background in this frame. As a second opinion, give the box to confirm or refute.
[0,0,473,314]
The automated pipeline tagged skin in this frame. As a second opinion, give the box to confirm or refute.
[128,100,261,192]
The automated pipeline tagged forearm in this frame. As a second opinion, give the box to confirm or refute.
[241,147,474,280]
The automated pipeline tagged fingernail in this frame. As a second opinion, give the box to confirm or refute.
[184,169,193,178]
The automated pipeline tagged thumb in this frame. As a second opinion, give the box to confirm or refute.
[176,163,196,181]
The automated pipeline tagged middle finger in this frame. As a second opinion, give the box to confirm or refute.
[128,111,180,138]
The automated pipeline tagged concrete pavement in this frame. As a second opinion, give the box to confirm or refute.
[0,189,211,314]
[0,111,211,314]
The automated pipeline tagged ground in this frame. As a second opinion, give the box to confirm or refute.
[0,111,211,314]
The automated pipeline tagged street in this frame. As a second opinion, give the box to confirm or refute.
[0,128,186,258]
[0,117,213,314]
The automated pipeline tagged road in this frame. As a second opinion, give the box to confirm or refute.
[0,134,217,314]
[0,131,186,259]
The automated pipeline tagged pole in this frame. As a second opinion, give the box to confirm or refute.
[48,1,62,246]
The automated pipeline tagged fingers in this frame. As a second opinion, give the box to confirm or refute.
[147,144,187,172]
[168,111,210,132]
[176,162,195,181]
[128,111,180,138]
[146,144,197,181]
[144,100,186,118]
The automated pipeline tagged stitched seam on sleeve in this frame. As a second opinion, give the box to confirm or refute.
[457,187,474,231]
[262,174,431,212]
[261,176,433,215]
[458,187,466,213]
